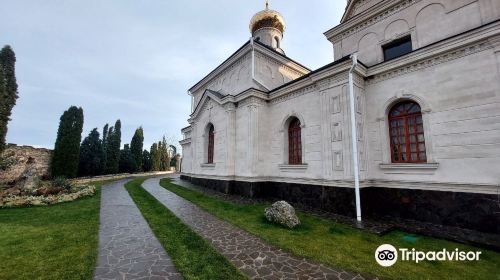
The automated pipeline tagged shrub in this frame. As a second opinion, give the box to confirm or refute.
[52,177,73,191]
[0,152,17,171]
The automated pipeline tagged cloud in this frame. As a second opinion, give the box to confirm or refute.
[0,0,346,150]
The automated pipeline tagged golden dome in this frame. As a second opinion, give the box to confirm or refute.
[249,1,286,34]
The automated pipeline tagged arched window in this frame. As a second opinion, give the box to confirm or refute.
[274,36,280,48]
[389,101,426,163]
[288,118,302,164]
[207,124,214,164]
[255,36,261,42]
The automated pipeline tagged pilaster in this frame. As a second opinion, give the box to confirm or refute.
[224,103,237,176]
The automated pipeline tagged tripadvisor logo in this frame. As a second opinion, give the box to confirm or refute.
[375,244,482,267]
[375,244,398,267]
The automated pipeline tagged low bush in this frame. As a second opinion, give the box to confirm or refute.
[52,176,73,191]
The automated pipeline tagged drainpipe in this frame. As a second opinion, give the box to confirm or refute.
[348,53,362,223]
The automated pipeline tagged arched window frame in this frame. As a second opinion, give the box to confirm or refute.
[377,95,437,168]
[203,123,215,164]
[279,114,307,168]
[388,101,426,163]
[274,36,280,49]
[288,118,302,165]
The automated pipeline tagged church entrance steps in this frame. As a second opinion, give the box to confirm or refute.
[142,177,374,280]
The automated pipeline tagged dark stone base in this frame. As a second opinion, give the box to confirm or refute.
[180,175,500,235]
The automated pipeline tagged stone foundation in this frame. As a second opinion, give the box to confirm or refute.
[180,175,500,235]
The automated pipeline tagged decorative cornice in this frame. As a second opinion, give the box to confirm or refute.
[367,40,493,84]
[181,126,192,133]
[326,0,420,43]
[239,96,267,107]
[316,73,348,90]
[179,138,191,146]
[269,84,317,105]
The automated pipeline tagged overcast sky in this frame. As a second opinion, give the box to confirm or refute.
[0,0,345,150]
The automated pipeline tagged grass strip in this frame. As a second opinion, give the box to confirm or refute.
[124,178,247,280]
[0,179,114,280]
[160,178,500,280]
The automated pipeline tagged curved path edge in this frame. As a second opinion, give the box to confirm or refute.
[94,179,182,280]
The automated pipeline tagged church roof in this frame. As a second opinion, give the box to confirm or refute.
[269,55,353,93]
[188,40,310,93]
[253,40,311,71]
[341,0,357,23]
[206,89,225,99]
[188,40,250,92]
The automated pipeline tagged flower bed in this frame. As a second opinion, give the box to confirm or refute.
[0,185,96,208]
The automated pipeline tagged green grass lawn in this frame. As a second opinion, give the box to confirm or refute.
[160,178,500,280]
[0,179,114,280]
[125,178,247,280]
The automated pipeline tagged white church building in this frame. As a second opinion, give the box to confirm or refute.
[180,0,500,234]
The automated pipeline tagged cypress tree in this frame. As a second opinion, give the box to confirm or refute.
[101,123,109,174]
[51,106,84,178]
[130,127,144,172]
[0,67,6,152]
[0,45,19,153]
[150,143,160,171]
[142,149,152,172]
[78,128,104,177]
[104,126,113,174]
[159,137,170,171]
[105,119,121,174]
[119,144,136,173]
[102,123,109,145]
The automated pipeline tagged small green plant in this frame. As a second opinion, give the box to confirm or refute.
[0,153,17,171]
[52,176,73,191]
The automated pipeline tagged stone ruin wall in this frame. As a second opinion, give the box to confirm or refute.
[0,144,52,185]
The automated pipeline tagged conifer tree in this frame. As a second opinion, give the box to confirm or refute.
[130,127,144,172]
[159,137,170,171]
[51,106,84,178]
[104,126,113,174]
[102,124,108,143]
[142,149,152,172]
[0,68,5,151]
[150,143,160,171]
[119,144,136,173]
[0,45,19,153]
[105,120,121,174]
[101,123,109,174]
[78,128,104,177]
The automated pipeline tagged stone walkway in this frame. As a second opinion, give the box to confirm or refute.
[142,177,372,280]
[94,180,182,280]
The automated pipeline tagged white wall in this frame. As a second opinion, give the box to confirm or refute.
[332,0,500,65]
[365,47,500,185]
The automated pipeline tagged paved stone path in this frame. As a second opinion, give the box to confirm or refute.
[95,180,182,280]
[143,177,373,280]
